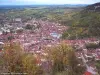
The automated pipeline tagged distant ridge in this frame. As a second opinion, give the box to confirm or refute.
[85,2,100,11]
[0,4,88,10]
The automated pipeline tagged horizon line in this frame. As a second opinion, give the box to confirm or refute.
[0,4,91,6]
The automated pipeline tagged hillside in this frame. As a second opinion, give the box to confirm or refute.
[85,2,100,11]
[62,2,100,39]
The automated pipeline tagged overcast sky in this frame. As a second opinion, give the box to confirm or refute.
[0,0,100,5]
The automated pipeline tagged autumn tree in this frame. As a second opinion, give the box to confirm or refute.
[22,54,43,75]
[2,42,43,75]
[46,43,85,75]
[2,43,24,72]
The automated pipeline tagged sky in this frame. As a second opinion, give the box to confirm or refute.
[0,0,100,5]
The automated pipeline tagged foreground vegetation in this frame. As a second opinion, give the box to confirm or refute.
[0,42,85,75]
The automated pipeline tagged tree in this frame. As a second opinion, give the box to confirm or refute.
[2,43,43,74]
[46,43,85,75]
[86,43,99,49]
[95,60,100,74]
[22,54,43,75]
[3,43,24,72]
[7,36,14,41]
[16,29,23,34]
[25,24,33,30]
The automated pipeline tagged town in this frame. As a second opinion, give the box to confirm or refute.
[0,1,100,75]
[0,17,100,74]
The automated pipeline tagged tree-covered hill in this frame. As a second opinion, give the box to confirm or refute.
[62,2,100,39]
[84,2,100,12]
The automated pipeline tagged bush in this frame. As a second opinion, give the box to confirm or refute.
[86,43,99,49]
[25,24,33,30]
[95,60,100,74]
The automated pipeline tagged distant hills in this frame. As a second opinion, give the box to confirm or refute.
[0,4,88,9]
[84,2,100,11]
[64,4,88,7]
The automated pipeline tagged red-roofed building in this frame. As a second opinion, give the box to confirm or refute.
[84,71,92,75]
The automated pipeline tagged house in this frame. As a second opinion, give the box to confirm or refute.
[84,71,92,75]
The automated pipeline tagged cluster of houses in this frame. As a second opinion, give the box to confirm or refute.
[12,19,67,52]
[64,39,100,60]
[64,39,100,74]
